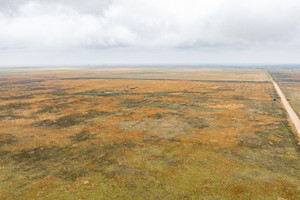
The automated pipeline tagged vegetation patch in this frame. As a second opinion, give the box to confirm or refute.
[33,114,83,128]
[70,131,96,143]
[184,116,208,129]
[0,134,18,146]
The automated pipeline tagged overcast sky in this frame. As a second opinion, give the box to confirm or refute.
[0,0,300,67]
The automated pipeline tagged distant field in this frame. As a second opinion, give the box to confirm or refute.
[0,67,271,82]
[270,71,300,118]
[83,68,270,81]
[0,69,299,199]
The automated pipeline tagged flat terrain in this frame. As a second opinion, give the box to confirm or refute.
[67,68,270,81]
[0,68,299,199]
[270,71,300,118]
[0,67,270,81]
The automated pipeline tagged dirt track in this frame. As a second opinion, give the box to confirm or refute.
[270,74,300,136]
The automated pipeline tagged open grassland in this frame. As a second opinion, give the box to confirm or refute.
[0,67,271,82]
[270,71,300,118]
[0,69,299,199]
[78,68,270,81]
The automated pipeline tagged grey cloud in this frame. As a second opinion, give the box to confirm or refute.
[1,0,300,49]
[0,0,114,14]
[214,0,300,43]
[0,0,300,65]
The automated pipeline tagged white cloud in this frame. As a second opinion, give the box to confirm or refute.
[0,0,300,65]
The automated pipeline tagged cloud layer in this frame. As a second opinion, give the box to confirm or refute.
[0,0,300,65]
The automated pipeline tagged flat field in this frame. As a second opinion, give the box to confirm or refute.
[62,67,270,81]
[270,71,300,118]
[0,68,299,199]
[0,67,270,81]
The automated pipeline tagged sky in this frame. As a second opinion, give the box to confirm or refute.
[0,0,300,67]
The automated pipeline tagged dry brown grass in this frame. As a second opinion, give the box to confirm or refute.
[0,69,299,199]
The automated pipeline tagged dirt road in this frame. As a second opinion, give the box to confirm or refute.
[269,73,300,136]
